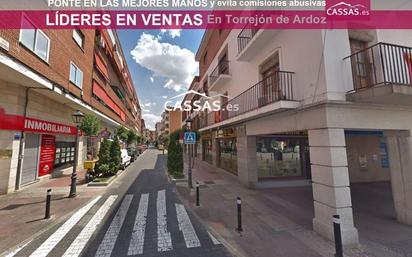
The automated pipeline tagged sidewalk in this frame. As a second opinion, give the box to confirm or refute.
[176,158,383,257]
[0,169,103,255]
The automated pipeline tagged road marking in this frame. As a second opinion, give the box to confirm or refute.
[95,194,133,257]
[127,194,149,256]
[4,239,33,257]
[175,204,201,248]
[157,190,172,252]
[29,196,101,257]
[62,195,118,257]
[207,231,221,245]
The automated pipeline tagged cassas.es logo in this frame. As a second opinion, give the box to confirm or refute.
[164,90,239,112]
[326,0,370,17]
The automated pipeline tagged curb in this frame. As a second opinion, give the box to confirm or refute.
[174,184,248,257]
[0,196,101,257]
[87,169,124,187]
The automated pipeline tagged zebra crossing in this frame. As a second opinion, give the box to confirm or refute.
[7,189,223,257]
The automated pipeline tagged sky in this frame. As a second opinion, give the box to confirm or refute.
[117,29,204,130]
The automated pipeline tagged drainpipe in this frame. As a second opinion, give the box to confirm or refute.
[15,86,54,191]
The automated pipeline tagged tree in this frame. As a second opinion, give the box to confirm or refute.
[167,131,183,178]
[116,126,128,143]
[80,114,101,136]
[94,139,111,177]
[109,137,121,175]
[158,133,170,148]
[79,114,101,159]
[126,130,138,147]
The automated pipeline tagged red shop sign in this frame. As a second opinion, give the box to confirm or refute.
[38,135,56,177]
[0,108,77,136]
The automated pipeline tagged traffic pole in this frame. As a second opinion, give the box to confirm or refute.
[333,215,343,257]
[196,182,200,206]
[237,196,243,232]
[45,189,52,219]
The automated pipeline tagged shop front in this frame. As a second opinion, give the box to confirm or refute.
[0,108,77,186]
[216,128,238,175]
[201,132,213,164]
[256,134,311,180]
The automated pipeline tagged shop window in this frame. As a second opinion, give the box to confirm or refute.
[20,15,50,62]
[70,62,83,88]
[203,139,213,164]
[73,29,84,49]
[256,137,308,179]
[54,142,76,168]
[218,138,237,174]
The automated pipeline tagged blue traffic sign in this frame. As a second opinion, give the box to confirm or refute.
[184,132,196,144]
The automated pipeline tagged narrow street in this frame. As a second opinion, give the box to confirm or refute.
[7,149,232,257]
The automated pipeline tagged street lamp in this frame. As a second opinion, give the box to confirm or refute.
[69,110,85,198]
[186,116,193,188]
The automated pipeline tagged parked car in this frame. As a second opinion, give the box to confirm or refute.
[137,144,148,154]
[120,149,131,170]
[127,147,139,162]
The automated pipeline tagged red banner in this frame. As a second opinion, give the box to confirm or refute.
[2,10,412,29]
[0,108,77,136]
[38,135,56,177]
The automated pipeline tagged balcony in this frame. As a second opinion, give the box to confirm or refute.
[209,60,231,91]
[237,28,280,62]
[346,42,412,106]
[200,71,298,130]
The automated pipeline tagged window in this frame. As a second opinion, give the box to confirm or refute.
[218,137,237,175]
[70,62,83,88]
[73,29,84,48]
[19,16,50,62]
[256,137,310,179]
[54,142,76,168]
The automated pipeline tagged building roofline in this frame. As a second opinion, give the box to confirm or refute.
[195,30,213,61]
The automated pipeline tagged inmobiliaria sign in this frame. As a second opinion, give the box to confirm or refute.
[0,108,77,136]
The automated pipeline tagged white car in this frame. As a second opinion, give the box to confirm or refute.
[120,149,131,170]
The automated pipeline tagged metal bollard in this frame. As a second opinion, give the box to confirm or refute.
[333,215,343,257]
[196,182,200,206]
[45,189,52,219]
[237,196,243,232]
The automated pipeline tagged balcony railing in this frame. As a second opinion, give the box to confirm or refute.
[200,71,295,128]
[237,27,259,54]
[346,42,412,91]
[209,60,230,86]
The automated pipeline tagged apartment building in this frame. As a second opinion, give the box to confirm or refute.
[186,28,412,245]
[160,108,182,136]
[0,19,141,194]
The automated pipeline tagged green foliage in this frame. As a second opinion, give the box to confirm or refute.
[126,130,138,146]
[158,133,170,148]
[80,114,101,137]
[109,137,121,175]
[94,137,121,178]
[95,139,112,177]
[167,131,183,178]
[116,126,129,142]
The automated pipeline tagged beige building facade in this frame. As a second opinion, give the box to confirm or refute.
[185,28,412,246]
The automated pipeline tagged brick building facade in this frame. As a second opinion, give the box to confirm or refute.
[0,22,141,194]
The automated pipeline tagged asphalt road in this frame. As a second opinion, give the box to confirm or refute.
[8,149,232,257]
